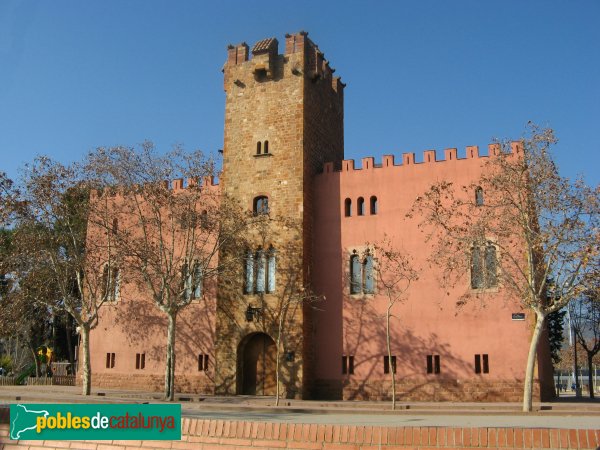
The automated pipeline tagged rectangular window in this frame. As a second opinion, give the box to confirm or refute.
[105,353,115,369]
[427,354,440,374]
[383,355,396,374]
[342,355,354,375]
[198,354,209,371]
[475,354,490,374]
[135,353,145,370]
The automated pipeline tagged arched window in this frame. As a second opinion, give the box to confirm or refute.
[255,248,266,293]
[102,264,120,302]
[344,198,352,217]
[192,261,202,299]
[475,187,484,206]
[267,246,276,293]
[357,197,365,216]
[112,218,118,234]
[471,242,497,289]
[350,252,361,294]
[484,244,498,288]
[264,140,269,154]
[363,253,374,294]
[244,250,254,294]
[256,142,262,155]
[200,210,208,229]
[370,196,378,215]
[254,196,269,215]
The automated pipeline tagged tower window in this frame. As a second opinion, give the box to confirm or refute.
[264,140,269,154]
[363,253,374,294]
[471,243,498,289]
[370,196,378,215]
[344,198,352,217]
[256,142,262,155]
[105,353,115,369]
[253,196,269,215]
[244,246,276,295]
[357,197,365,216]
[475,187,484,206]
[112,218,118,234]
[350,252,361,294]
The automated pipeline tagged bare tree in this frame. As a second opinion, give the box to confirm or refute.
[87,143,248,400]
[8,157,118,394]
[569,284,600,398]
[368,237,418,410]
[410,125,599,412]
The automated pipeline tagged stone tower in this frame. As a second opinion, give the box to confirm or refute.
[215,32,344,398]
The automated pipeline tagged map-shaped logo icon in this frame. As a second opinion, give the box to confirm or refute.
[10,404,49,440]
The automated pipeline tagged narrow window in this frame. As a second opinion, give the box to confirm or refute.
[264,140,269,154]
[350,253,361,294]
[475,354,481,374]
[370,196,378,215]
[482,354,489,373]
[200,210,208,229]
[342,356,347,374]
[471,247,484,289]
[342,356,354,375]
[348,356,354,374]
[192,261,202,299]
[182,261,192,301]
[256,142,262,155]
[357,197,365,216]
[198,354,209,371]
[485,244,498,288]
[255,248,266,293]
[427,355,440,374]
[475,187,484,206]
[244,250,254,294]
[112,218,118,234]
[135,353,145,370]
[254,196,269,215]
[363,253,374,294]
[267,246,276,293]
[383,356,396,374]
[103,266,121,302]
[105,353,115,369]
[344,198,352,217]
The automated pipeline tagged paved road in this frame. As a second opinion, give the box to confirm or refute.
[182,407,599,429]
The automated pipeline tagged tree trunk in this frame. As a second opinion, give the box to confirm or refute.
[522,312,545,412]
[164,312,177,401]
[80,324,92,395]
[587,353,594,399]
[386,302,395,410]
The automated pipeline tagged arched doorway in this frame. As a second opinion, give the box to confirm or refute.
[238,333,277,395]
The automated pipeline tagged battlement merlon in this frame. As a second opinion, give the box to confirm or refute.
[223,31,345,93]
[320,142,524,174]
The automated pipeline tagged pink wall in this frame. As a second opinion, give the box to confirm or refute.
[312,146,536,391]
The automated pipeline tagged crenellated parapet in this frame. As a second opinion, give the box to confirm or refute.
[320,142,523,175]
[223,31,344,94]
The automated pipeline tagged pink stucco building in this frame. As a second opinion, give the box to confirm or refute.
[88,32,554,401]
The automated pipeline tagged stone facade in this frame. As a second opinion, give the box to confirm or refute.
[87,32,554,402]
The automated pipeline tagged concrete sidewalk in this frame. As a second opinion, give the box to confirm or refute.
[1,385,599,415]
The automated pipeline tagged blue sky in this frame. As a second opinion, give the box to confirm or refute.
[1,1,598,185]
